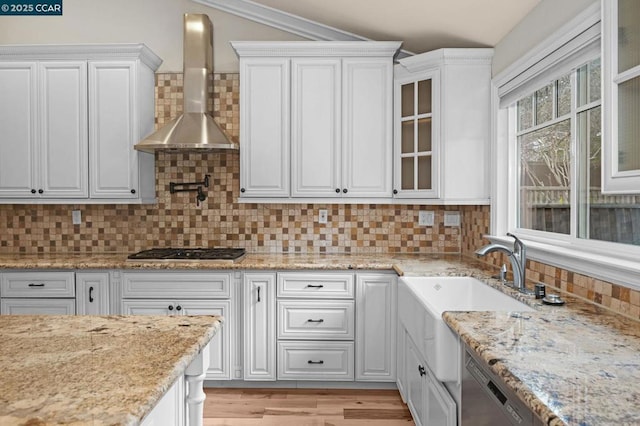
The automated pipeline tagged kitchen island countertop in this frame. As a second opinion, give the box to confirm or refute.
[0,315,222,425]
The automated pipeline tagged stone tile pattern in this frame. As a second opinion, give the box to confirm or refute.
[0,73,637,320]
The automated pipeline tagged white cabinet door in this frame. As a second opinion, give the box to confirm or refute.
[239,58,290,197]
[396,326,408,402]
[39,61,88,198]
[122,299,231,380]
[88,61,138,199]
[1,298,76,315]
[342,58,393,198]
[76,272,110,315]
[355,273,396,381]
[141,377,185,426]
[180,300,232,381]
[0,62,37,197]
[424,366,456,426]
[243,272,276,380]
[291,58,341,197]
[405,335,426,426]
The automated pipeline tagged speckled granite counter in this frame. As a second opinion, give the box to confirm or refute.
[0,315,222,425]
[0,252,485,275]
[443,288,640,426]
[3,252,640,424]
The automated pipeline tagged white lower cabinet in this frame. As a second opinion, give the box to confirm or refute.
[398,327,456,426]
[120,271,235,381]
[76,272,110,314]
[243,272,277,380]
[140,377,185,426]
[0,271,76,314]
[356,273,396,381]
[277,341,354,380]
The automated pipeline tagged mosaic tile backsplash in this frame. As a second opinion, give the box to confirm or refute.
[1,72,639,320]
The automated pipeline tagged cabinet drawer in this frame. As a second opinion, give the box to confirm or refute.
[1,272,75,298]
[1,298,76,314]
[277,273,354,299]
[278,300,354,340]
[277,341,354,380]
[122,272,231,299]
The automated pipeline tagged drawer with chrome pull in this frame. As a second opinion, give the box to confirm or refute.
[1,272,75,298]
[277,272,354,299]
[277,300,354,340]
[277,341,354,381]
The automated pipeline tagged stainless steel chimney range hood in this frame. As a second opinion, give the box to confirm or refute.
[134,14,238,153]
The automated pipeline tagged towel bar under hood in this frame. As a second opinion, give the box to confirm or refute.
[134,14,238,153]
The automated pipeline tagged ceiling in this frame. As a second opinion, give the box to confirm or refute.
[248,0,542,54]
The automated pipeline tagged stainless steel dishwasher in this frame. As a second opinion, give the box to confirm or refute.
[461,347,542,425]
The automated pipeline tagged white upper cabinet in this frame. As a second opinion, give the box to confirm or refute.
[232,41,400,202]
[603,0,640,193]
[0,44,161,204]
[239,58,290,197]
[393,49,493,204]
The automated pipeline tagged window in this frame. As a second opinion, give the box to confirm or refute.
[492,3,640,289]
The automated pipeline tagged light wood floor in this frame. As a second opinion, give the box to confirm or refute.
[203,388,415,426]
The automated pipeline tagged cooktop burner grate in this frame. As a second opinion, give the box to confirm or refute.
[127,247,246,261]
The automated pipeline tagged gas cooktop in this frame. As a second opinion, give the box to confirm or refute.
[127,248,246,262]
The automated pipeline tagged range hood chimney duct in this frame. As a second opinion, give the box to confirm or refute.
[134,14,237,153]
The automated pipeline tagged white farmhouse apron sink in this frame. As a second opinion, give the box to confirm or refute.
[398,276,533,382]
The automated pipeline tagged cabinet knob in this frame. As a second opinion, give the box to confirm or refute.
[393,189,398,194]
[176,305,182,311]
[342,188,348,194]
[168,305,174,311]
[418,365,426,377]
[31,189,36,194]
[38,189,43,194]
[240,188,246,193]
[130,189,136,194]
[335,188,340,193]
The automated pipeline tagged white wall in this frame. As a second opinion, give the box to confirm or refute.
[492,0,598,76]
[0,0,305,72]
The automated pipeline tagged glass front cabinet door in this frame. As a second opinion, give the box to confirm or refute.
[394,70,440,198]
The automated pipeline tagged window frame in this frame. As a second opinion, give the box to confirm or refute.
[491,2,640,290]
[602,0,640,193]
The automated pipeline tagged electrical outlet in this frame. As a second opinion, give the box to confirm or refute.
[72,210,81,225]
[418,211,434,226]
[444,211,460,227]
[318,209,328,224]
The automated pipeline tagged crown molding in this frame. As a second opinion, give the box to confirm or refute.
[230,41,402,58]
[192,0,413,59]
[0,43,163,70]
[399,48,494,73]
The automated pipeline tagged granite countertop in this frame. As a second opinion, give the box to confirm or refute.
[443,287,640,425]
[2,252,640,424]
[0,315,222,425]
[0,252,487,275]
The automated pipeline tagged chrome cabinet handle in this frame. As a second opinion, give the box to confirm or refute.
[307,319,324,323]
[307,360,324,365]
[89,286,94,303]
[28,283,45,287]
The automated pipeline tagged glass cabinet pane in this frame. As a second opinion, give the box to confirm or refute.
[417,79,432,114]
[618,76,640,172]
[618,0,640,73]
[417,156,432,189]
[417,118,432,152]
[402,121,414,153]
[401,83,414,117]
[401,157,414,190]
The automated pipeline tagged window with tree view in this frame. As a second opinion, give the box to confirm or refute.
[516,59,640,246]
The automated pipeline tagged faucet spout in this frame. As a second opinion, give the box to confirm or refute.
[475,238,528,293]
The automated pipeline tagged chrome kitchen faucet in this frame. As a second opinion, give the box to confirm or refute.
[475,233,531,294]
